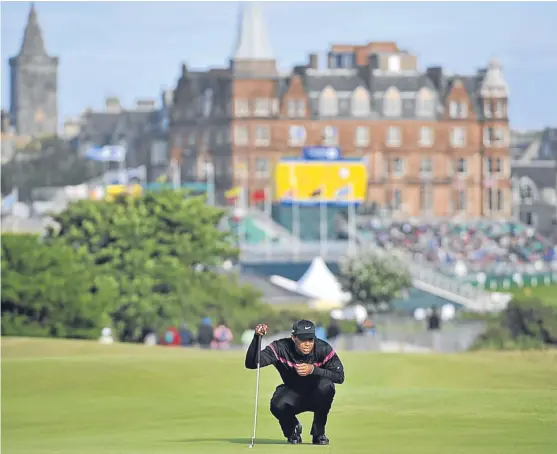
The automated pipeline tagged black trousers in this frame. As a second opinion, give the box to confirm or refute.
[270,379,335,437]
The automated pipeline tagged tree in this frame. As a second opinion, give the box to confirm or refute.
[338,246,412,310]
[1,233,114,338]
[44,190,253,341]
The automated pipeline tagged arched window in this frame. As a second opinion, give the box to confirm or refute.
[351,87,370,117]
[416,88,435,117]
[319,86,338,117]
[383,87,401,117]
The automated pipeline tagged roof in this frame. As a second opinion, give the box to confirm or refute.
[19,4,47,58]
[512,163,557,189]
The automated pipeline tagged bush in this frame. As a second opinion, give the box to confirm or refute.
[472,297,557,350]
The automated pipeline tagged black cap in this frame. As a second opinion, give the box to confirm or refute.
[291,319,316,340]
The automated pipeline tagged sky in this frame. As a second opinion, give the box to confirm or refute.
[1,0,557,131]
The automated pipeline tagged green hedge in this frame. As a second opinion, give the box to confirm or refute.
[472,297,557,350]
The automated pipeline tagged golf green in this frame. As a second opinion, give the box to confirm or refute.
[2,337,556,454]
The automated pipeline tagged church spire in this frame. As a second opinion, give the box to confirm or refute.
[231,2,276,76]
[20,3,47,57]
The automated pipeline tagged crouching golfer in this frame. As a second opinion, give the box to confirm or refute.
[245,319,345,445]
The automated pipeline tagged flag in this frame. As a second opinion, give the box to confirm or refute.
[225,186,242,200]
[251,188,266,204]
[85,145,127,163]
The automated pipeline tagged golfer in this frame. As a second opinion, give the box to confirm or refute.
[245,319,345,445]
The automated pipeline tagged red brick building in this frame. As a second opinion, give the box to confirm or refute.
[169,3,511,218]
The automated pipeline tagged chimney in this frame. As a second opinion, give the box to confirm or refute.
[426,67,445,92]
[135,99,156,111]
[105,97,122,114]
[308,53,318,70]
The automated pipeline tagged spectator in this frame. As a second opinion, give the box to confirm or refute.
[179,322,194,347]
[211,319,233,350]
[197,317,214,349]
[427,306,441,352]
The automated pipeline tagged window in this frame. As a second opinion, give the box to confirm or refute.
[457,189,467,211]
[151,141,168,166]
[388,55,401,72]
[484,127,494,146]
[484,101,492,118]
[255,158,269,178]
[459,102,468,119]
[288,100,305,118]
[351,88,370,117]
[236,159,249,179]
[495,100,504,118]
[494,128,507,146]
[449,101,458,119]
[254,125,270,146]
[188,132,196,146]
[386,126,401,147]
[354,126,369,147]
[234,125,249,146]
[319,87,338,116]
[497,189,503,211]
[416,89,435,117]
[254,99,270,117]
[457,158,467,175]
[235,99,249,117]
[420,157,433,177]
[419,127,434,147]
[392,189,402,210]
[392,158,405,177]
[420,185,433,213]
[288,125,306,146]
[383,87,401,117]
[322,126,338,146]
[450,127,466,147]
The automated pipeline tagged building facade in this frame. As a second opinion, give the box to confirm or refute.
[169,3,511,217]
[9,4,59,138]
[511,127,557,239]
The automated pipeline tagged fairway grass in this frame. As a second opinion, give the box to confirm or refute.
[2,338,557,454]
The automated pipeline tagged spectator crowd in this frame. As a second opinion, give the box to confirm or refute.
[361,219,557,278]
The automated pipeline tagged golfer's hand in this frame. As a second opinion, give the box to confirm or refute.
[255,324,268,336]
[295,363,314,377]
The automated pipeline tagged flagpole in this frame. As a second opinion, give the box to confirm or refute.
[206,161,215,206]
[320,187,327,258]
[265,183,272,259]
[348,201,356,254]
[290,163,300,260]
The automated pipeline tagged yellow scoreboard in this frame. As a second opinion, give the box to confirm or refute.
[275,160,367,204]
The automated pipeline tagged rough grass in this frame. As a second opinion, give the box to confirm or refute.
[2,337,557,454]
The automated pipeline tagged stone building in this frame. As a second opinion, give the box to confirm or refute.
[169,2,511,217]
[511,127,557,238]
[9,4,59,138]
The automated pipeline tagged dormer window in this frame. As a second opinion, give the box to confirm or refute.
[383,87,401,117]
[351,87,370,117]
[388,55,401,72]
[319,86,338,117]
[416,88,435,117]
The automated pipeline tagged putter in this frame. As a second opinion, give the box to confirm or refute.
[248,335,262,448]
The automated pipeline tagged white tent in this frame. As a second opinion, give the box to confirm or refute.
[270,257,351,304]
